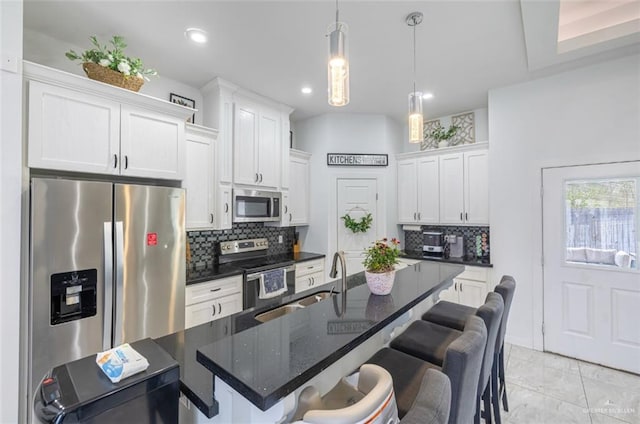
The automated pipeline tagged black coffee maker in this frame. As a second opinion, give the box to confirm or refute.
[423,231,446,258]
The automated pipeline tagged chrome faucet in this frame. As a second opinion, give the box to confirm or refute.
[329,251,348,293]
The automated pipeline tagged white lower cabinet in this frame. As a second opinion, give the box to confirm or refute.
[185,275,243,329]
[438,266,488,308]
[295,259,325,294]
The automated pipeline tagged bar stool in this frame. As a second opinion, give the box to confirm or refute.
[391,293,503,424]
[292,364,399,424]
[365,315,487,424]
[423,276,516,418]
[400,369,451,424]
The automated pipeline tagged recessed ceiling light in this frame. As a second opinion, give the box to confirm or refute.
[185,28,207,44]
[422,92,434,100]
[301,87,313,95]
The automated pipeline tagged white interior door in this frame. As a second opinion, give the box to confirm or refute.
[337,179,378,276]
[543,161,640,373]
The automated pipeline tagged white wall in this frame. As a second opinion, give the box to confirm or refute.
[292,113,403,263]
[23,29,205,125]
[488,53,640,349]
[0,0,23,421]
[402,107,489,153]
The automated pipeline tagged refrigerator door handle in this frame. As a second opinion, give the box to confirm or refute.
[114,221,125,346]
[103,222,113,351]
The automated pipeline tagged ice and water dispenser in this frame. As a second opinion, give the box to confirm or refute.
[50,269,97,325]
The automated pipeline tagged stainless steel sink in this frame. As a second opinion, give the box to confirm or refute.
[254,291,336,323]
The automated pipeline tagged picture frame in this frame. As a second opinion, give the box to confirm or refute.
[169,93,195,124]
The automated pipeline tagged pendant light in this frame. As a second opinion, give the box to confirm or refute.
[407,12,424,143]
[328,0,349,106]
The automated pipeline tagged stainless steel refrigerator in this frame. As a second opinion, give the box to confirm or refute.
[28,178,185,414]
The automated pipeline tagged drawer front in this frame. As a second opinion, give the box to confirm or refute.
[295,259,325,277]
[185,293,243,329]
[457,266,488,282]
[295,271,325,294]
[186,275,242,306]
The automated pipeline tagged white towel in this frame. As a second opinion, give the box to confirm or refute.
[259,268,288,300]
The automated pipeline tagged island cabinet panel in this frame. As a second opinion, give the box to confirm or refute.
[28,81,121,175]
[26,64,192,181]
[120,105,185,180]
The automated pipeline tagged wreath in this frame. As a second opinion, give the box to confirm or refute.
[342,213,373,234]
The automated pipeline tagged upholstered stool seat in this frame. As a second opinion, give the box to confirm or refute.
[422,301,472,331]
[389,320,461,366]
[366,315,487,424]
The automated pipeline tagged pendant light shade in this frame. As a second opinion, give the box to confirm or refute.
[407,12,423,144]
[328,2,349,106]
[408,91,424,143]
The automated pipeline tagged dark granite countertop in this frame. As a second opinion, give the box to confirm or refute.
[185,251,326,285]
[403,250,493,268]
[195,261,463,412]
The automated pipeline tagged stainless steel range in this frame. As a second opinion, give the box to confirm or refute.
[218,238,295,310]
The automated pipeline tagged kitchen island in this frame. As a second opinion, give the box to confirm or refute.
[156,260,463,423]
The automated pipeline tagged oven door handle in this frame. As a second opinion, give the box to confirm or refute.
[246,265,295,281]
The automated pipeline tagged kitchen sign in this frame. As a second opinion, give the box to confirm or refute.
[327,153,388,167]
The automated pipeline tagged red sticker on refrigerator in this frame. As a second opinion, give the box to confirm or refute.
[147,233,157,246]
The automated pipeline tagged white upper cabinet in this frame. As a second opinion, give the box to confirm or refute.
[289,150,311,226]
[463,150,489,224]
[439,153,465,224]
[397,144,489,226]
[120,105,185,180]
[28,80,121,175]
[397,159,418,223]
[25,62,192,180]
[233,96,284,189]
[397,156,439,224]
[440,148,489,225]
[233,98,260,186]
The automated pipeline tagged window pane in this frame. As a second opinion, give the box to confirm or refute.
[565,179,637,269]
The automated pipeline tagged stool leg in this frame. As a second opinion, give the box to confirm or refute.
[499,344,509,412]
[491,357,502,424]
[483,383,492,424]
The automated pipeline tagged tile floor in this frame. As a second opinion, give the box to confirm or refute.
[501,343,640,424]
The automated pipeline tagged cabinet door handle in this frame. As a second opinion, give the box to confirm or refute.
[417,212,421,220]
[460,212,463,221]
[284,205,288,214]
[259,173,263,183]
[210,288,221,292]
[311,277,315,285]
[113,154,118,169]
[465,212,468,221]
[460,284,463,292]
[308,278,312,287]
[455,282,458,291]
[255,173,259,182]
[218,303,222,314]
[211,304,216,316]
[124,155,129,170]
[414,212,417,220]
[210,213,214,224]
[224,203,229,213]
[289,213,292,221]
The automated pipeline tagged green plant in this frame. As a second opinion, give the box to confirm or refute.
[342,213,373,233]
[363,238,401,273]
[66,35,157,80]
[430,124,460,141]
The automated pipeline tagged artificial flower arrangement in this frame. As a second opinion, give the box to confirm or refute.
[342,212,373,234]
[66,36,157,91]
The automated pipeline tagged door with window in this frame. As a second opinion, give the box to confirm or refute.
[543,161,640,373]
[337,179,378,276]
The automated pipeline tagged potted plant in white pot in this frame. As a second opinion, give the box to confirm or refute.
[430,124,460,148]
[363,238,401,295]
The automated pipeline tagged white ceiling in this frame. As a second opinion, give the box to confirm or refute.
[22,0,640,123]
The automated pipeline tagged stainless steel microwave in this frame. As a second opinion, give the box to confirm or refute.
[232,189,281,223]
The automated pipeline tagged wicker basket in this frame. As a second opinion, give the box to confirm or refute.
[82,62,144,92]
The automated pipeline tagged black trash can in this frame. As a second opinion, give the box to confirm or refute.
[34,338,179,424]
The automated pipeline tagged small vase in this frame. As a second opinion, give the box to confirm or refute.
[438,140,449,148]
[365,269,396,295]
